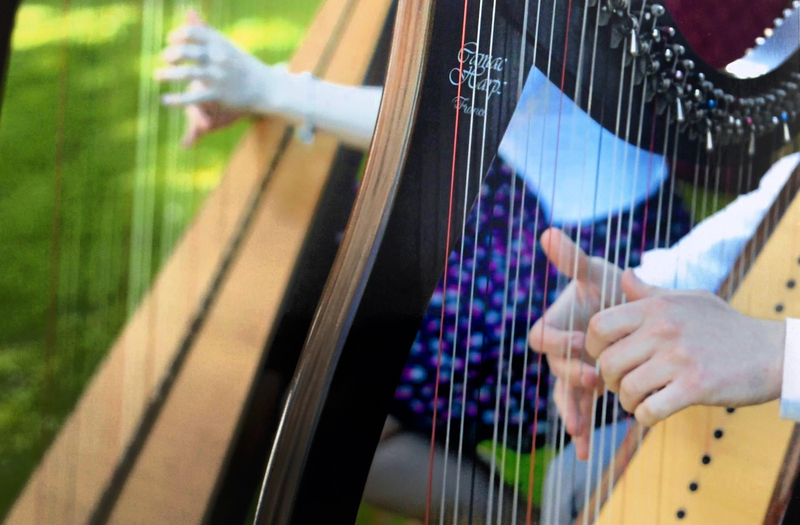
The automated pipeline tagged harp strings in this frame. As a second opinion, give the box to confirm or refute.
[506,0,547,518]
[486,0,538,518]
[527,0,570,516]
[429,0,800,523]
[563,0,604,505]
[424,0,639,521]
[580,94,608,523]
[42,0,72,519]
[162,0,188,268]
[425,0,472,521]
[34,0,251,518]
[526,0,578,518]
[579,3,626,519]
[547,0,607,521]
[505,0,575,520]
[519,0,551,521]
[440,0,486,521]
[586,12,632,524]
[483,0,606,520]
[607,4,655,519]
[637,103,674,520]
[584,12,635,524]
[650,115,683,525]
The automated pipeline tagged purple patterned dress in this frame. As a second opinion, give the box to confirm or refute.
[388,158,691,451]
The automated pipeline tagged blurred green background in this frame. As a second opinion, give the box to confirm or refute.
[0,0,337,519]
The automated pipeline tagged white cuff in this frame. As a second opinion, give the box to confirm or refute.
[269,66,317,143]
[780,318,800,421]
[294,72,317,143]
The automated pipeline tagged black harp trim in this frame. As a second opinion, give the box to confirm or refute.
[204,2,398,521]
[0,0,23,123]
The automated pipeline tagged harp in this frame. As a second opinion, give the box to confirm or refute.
[1,0,394,523]
[251,0,800,523]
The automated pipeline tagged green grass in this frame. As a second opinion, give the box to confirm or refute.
[477,441,555,510]
[0,0,322,517]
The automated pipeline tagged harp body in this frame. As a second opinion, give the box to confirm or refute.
[3,0,393,522]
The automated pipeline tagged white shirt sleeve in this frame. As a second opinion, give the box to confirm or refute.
[277,70,381,150]
[633,153,800,292]
[781,319,800,421]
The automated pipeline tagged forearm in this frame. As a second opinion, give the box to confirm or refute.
[270,69,381,151]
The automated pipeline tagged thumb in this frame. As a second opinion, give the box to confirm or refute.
[621,269,661,302]
[540,228,590,283]
[186,8,205,26]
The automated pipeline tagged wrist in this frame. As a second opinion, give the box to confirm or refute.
[762,319,786,402]
[268,66,313,117]
[264,66,317,142]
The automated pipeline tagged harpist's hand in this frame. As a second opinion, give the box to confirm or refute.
[155,10,299,146]
[528,228,623,460]
[585,270,785,427]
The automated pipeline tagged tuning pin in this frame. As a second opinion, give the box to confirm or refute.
[611,0,630,11]
[706,129,714,151]
[782,112,792,144]
[676,97,686,123]
[749,132,757,157]
[630,29,640,56]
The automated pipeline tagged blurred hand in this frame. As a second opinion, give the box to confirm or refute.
[156,9,292,146]
[585,270,785,427]
[528,228,623,460]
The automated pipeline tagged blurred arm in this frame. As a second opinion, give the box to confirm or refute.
[158,11,381,150]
